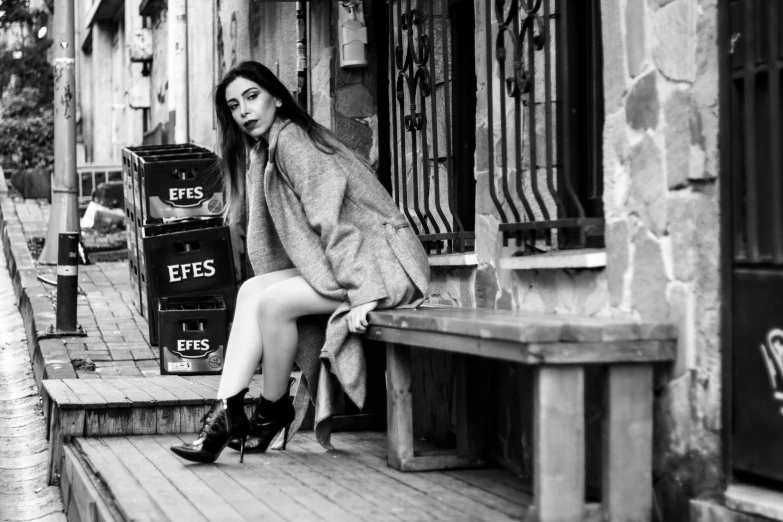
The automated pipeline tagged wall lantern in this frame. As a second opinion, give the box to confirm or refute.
[338,0,368,68]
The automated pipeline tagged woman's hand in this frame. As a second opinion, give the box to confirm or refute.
[346,300,378,334]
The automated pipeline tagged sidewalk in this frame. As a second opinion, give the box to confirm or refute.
[0,180,159,386]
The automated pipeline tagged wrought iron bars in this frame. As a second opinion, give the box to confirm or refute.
[490,0,603,248]
[388,0,473,254]
[730,0,783,265]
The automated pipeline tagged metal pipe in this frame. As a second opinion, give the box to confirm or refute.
[39,0,80,265]
[296,1,307,108]
[56,232,79,332]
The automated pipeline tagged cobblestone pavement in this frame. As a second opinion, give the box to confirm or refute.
[0,242,66,521]
[11,196,160,378]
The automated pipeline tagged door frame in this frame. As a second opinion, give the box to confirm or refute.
[718,0,734,483]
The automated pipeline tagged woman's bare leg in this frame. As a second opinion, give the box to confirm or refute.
[256,276,343,401]
[217,268,299,398]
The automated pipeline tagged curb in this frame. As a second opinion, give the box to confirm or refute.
[0,170,77,390]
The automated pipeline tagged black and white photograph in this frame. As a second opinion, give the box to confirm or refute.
[0,0,777,520]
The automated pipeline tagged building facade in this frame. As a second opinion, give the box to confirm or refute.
[73,0,783,520]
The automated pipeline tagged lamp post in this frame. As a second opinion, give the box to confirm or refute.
[39,0,79,265]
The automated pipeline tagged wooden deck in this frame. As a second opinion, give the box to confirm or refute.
[61,431,603,522]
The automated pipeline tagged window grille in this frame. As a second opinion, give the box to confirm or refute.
[728,0,783,265]
[381,0,477,255]
[380,0,605,254]
[488,0,604,250]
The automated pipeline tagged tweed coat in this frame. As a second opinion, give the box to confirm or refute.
[244,117,430,449]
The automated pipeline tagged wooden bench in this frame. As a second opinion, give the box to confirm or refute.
[366,306,677,522]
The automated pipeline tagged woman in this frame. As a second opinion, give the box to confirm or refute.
[170,61,430,464]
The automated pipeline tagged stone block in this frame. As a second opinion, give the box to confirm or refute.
[475,213,500,265]
[625,0,647,77]
[667,190,700,281]
[602,109,630,221]
[475,126,489,171]
[691,106,718,181]
[336,115,372,159]
[335,83,374,118]
[668,282,695,379]
[653,371,691,475]
[475,265,499,308]
[664,90,693,189]
[626,70,659,130]
[653,0,697,82]
[631,227,670,321]
[606,219,630,307]
[629,135,667,236]
[45,363,76,380]
[600,0,626,110]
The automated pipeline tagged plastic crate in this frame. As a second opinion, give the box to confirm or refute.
[158,295,228,375]
[140,218,237,345]
[124,145,223,224]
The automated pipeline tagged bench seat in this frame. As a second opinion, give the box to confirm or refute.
[365,306,677,522]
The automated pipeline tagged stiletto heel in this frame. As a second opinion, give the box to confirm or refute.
[227,392,295,454]
[282,425,290,450]
[170,388,250,464]
[239,436,246,463]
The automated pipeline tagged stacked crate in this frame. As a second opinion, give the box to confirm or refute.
[122,145,236,375]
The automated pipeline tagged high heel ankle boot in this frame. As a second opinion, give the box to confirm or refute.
[170,388,250,464]
[227,392,295,453]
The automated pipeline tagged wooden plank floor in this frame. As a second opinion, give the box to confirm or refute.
[69,431,578,522]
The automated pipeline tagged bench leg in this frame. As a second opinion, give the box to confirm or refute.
[386,342,414,470]
[534,366,585,522]
[602,365,653,521]
[385,343,486,472]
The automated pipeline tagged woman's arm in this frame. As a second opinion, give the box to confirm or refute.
[276,126,388,308]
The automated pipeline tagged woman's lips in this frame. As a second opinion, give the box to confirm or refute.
[244,119,258,130]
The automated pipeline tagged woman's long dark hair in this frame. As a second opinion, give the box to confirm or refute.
[214,61,340,226]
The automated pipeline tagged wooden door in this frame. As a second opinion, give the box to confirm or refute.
[723,0,783,484]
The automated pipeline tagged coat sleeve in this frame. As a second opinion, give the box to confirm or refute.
[275,126,388,306]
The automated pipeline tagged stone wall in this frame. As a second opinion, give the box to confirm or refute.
[215,0,297,98]
[601,0,721,517]
[416,2,722,517]
[414,0,611,475]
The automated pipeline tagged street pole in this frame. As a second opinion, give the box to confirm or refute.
[39,0,79,265]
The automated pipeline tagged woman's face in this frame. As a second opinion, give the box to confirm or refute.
[225,76,279,142]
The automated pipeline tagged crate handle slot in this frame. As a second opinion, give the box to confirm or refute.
[175,240,201,252]
[180,320,206,331]
[172,168,198,181]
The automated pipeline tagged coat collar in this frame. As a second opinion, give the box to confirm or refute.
[254,116,292,157]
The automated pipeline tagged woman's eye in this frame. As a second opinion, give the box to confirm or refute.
[229,104,237,111]
[248,93,257,100]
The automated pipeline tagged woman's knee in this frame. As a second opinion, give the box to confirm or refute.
[236,269,299,308]
[256,289,290,324]
[256,276,342,325]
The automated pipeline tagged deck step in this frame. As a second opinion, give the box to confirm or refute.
[60,432,605,522]
[42,374,267,486]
